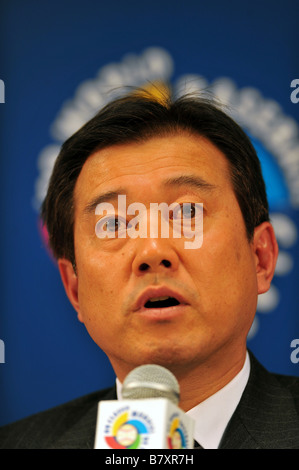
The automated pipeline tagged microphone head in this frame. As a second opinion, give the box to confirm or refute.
[121,364,180,405]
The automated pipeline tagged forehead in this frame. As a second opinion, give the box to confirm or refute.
[84,133,230,174]
[74,133,232,207]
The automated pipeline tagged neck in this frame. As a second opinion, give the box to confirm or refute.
[114,348,248,412]
[175,351,247,411]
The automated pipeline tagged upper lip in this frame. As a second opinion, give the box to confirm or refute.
[133,286,188,312]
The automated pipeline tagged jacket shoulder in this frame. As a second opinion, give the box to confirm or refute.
[0,386,115,449]
[271,372,299,412]
[221,353,299,449]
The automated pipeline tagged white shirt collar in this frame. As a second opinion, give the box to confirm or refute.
[115,351,250,449]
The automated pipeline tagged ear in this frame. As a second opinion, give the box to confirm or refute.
[58,258,83,323]
[253,222,279,295]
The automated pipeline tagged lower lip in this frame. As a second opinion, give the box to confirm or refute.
[136,304,188,321]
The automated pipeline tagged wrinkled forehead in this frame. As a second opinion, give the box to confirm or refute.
[74,133,232,204]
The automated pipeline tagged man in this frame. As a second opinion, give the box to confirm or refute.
[1,91,299,449]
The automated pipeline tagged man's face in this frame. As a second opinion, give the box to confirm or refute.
[60,133,272,380]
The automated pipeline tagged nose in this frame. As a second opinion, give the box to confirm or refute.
[132,238,180,276]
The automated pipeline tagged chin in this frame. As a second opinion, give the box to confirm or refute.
[133,343,198,370]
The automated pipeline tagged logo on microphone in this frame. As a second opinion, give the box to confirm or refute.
[104,408,153,449]
[167,414,189,449]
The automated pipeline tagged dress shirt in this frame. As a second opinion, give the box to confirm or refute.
[187,351,250,449]
[116,351,250,449]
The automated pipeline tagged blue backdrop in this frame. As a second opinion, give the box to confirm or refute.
[0,0,298,426]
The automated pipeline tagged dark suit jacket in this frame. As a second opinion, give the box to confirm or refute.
[1,352,299,449]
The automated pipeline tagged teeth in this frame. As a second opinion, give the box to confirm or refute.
[149,296,170,302]
[144,296,181,309]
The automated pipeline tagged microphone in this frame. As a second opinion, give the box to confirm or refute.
[94,364,194,449]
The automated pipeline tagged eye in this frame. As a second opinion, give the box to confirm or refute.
[95,215,127,238]
[171,203,197,221]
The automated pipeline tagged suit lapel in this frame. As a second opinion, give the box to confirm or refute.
[220,352,299,449]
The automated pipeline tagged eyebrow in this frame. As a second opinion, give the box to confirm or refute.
[83,175,217,215]
[83,189,126,215]
[163,174,217,192]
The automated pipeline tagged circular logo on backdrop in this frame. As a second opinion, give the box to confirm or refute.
[34,47,299,339]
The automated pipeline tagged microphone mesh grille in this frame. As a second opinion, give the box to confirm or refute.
[122,364,180,405]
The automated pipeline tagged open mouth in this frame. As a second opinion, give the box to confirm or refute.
[144,296,181,309]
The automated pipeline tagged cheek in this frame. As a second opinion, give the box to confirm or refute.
[76,268,122,350]
[76,251,120,317]
[186,227,257,310]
